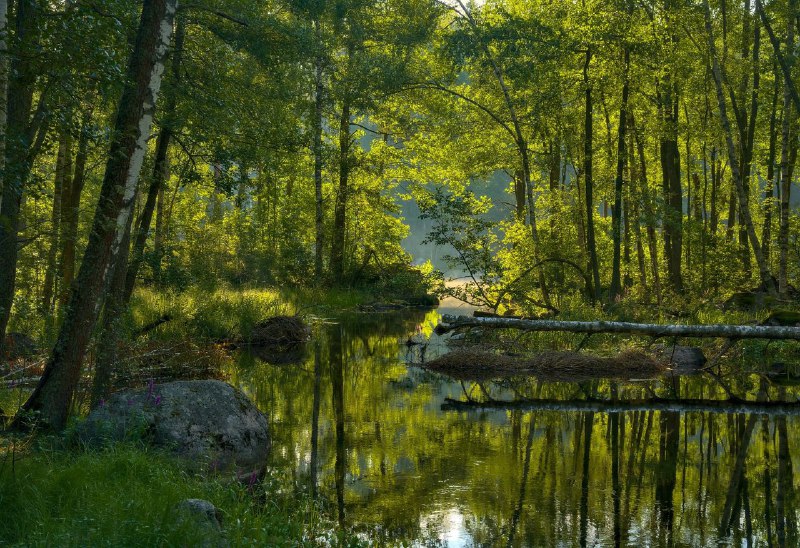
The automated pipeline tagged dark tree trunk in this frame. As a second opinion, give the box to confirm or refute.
[0,0,40,355]
[629,118,646,289]
[514,168,526,221]
[313,19,325,278]
[91,218,133,404]
[763,64,780,266]
[583,49,601,302]
[610,46,630,300]
[659,82,683,292]
[710,146,720,234]
[330,96,351,281]
[704,0,775,294]
[14,0,177,430]
[41,133,69,322]
[59,107,92,307]
[777,0,796,296]
[633,115,662,304]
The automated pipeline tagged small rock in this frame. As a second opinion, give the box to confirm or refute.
[175,499,223,529]
[654,345,706,372]
[762,310,800,326]
[174,499,227,547]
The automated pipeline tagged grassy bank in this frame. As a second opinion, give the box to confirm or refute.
[0,440,350,547]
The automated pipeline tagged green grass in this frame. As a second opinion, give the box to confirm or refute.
[0,441,349,547]
[128,284,391,343]
[130,286,293,342]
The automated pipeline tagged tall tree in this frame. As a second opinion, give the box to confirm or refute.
[0,0,45,355]
[584,48,601,301]
[15,0,178,429]
[610,5,632,301]
[703,0,775,294]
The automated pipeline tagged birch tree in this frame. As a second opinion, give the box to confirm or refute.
[15,0,178,429]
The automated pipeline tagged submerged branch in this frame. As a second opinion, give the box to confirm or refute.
[441,397,800,416]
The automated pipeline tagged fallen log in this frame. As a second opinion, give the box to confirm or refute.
[436,314,800,340]
[441,397,800,416]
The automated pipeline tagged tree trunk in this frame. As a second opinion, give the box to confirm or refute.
[40,133,70,321]
[59,107,92,307]
[14,0,177,430]
[124,16,184,302]
[0,0,8,211]
[91,218,134,404]
[153,181,166,282]
[0,0,40,355]
[330,95,350,281]
[710,146,719,234]
[763,67,780,265]
[313,19,325,278]
[437,313,800,340]
[583,49,601,301]
[633,115,662,304]
[704,0,775,294]
[630,121,647,289]
[756,0,800,113]
[659,83,683,291]
[777,0,796,297]
[610,46,630,300]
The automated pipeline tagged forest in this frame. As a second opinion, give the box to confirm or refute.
[1,0,800,545]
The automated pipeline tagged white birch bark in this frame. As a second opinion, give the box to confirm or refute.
[102,0,177,296]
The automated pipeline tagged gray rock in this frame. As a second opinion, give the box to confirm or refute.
[174,499,227,547]
[175,499,223,529]
[655,345,707,372]
[79,380,270,476]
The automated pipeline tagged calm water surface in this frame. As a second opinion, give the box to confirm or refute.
[230,306,800,547]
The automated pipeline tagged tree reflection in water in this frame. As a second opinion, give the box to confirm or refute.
[229,310,800,546]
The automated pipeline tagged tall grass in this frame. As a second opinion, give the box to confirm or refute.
[130,286,292,342]
[0,442,347,547]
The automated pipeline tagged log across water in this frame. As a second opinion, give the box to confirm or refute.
[436,314,800,340]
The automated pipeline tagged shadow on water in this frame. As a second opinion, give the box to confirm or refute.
[229,307,800,547]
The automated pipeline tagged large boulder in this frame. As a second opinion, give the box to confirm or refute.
[79,380,270,477]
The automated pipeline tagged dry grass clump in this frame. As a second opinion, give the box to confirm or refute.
[424,349,666,382]
[248,316,311,346]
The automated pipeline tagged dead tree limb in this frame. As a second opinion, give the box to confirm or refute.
[436,314,800,340]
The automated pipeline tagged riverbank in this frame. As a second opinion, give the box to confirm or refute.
[0,440,348,546]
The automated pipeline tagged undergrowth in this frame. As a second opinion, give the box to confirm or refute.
[0,441,354,547]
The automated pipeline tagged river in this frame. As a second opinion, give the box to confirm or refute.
[230,304,800,547]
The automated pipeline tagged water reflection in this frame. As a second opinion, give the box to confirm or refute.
[230,309,800,546]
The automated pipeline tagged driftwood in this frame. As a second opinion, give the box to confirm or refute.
[436,314,800,340]
[424,349,666,381]
[441,397,800,416]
